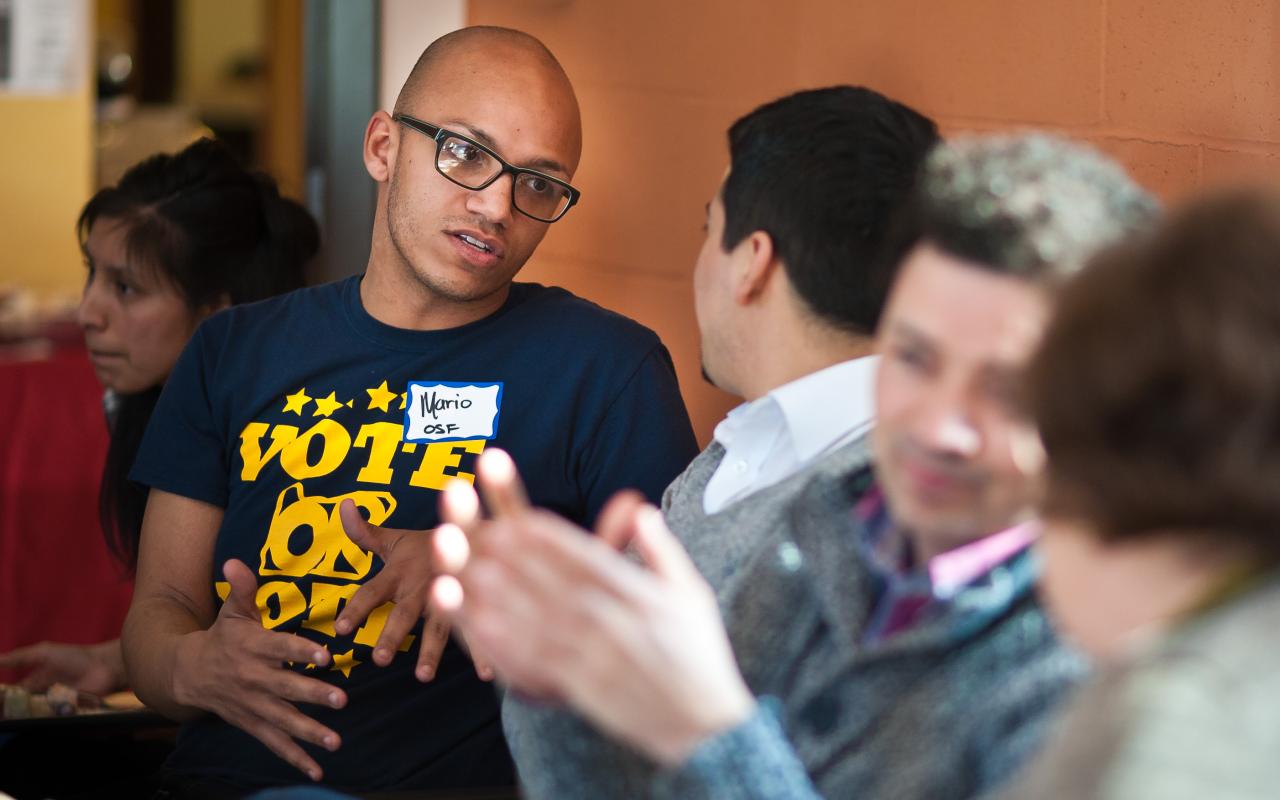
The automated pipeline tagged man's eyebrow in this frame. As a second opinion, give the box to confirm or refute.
[521,155,570,176]
[888,319,933,344]
[444,119,570,177]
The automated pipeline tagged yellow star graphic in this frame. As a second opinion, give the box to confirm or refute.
[282,388,312,416]
[366,380,398,413]
[330,649,361,678]
[398,392,407,410]
[312,391,344,417]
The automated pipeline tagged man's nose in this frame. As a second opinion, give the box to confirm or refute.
[916,389,982,459]
[465,173,515,227]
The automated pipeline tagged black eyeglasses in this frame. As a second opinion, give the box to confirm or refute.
[392,113,581,223]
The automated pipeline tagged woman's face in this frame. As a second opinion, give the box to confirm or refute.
[77,217,203,394]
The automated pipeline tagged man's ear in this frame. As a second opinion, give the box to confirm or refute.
[364,110,397,183]
[732,231,778,305]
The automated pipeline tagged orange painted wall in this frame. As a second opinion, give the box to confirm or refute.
[469,0,1280,445]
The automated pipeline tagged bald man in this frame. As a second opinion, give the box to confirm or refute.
[123,27,697,795]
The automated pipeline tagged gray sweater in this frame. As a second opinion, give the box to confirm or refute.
[998,573,1280,800]
[503,438,1084,799]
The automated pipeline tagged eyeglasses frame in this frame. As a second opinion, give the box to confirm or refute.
[392,113,581,223]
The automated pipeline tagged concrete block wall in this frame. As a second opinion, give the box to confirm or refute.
[469,0,1280,444]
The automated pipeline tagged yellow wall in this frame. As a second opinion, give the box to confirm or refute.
[176,0,264,110]
[0,87,94,299]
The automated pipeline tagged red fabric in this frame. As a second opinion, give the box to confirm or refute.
[0,340,133,682]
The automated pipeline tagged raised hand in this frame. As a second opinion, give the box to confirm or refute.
[333,500,450,682]
[0,639,125,696]
[432,449,757,765]
[171,558,346,781]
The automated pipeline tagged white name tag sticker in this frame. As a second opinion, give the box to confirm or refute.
[404,381,504,443]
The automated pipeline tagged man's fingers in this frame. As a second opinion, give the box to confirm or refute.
[413,615,451,681]
[252,628,331,669]
[630,504,700,583]
[462,559,582,692]
[270,669,348,711]
[596,490,647,552]
[475,449,530,519]
[428,579,485,679]
[222,559,261,618]
[468,641,496,682]
[338,499,385,557]
[491,513,636,603]
[371,601,420,667]
[439,618,494,682]
[334,576,393,636]
[488,510,682,622]
[433,523,471,575]
[254,696,342,753]
[440,479,481,531]
[239,710,328,781]
[430,575,465,614]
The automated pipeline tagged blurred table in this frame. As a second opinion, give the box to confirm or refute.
[0,707,177,798]
[0,332,133,674]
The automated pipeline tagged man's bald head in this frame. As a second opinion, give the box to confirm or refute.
[396,28,564,110]
[393,26,582,173]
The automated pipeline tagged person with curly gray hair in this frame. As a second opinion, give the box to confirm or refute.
[428,132,1158,800]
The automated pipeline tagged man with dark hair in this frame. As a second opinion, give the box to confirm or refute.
[678,85,938,574]
[431,134,1159,799]
[716,86,934,336]
[119,26,697,794]
[490,85,939,798]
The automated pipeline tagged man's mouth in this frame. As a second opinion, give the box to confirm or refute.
[455,233,495,254]
[894,445,984,498]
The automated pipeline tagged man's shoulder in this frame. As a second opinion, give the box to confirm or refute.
[788,434,877,514]
[671,433,874,512]
[204,278,348,336]
[510,282,663,352]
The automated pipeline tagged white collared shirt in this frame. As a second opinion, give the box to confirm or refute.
[703,355,878,514]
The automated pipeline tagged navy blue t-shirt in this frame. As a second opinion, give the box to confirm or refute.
[130,276,698,791]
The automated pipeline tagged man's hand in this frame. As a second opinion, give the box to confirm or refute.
[432,449,757,766]
[172,559,346,782]
[332,501,451,682]
[0,639,125,695]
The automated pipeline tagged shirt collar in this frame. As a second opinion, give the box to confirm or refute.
[770,355,878,462]
[710,393,780,451]
[857,481,1039,599]
[929,520,1039,598]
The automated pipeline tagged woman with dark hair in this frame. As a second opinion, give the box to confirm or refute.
[0,138,318,695]
[1003,187,1280,798]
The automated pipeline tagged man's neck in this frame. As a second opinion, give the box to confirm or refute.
[360,253,511,332]
[736,325,873,402]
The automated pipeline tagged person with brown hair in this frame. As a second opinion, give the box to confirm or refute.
[1004,187,1280,798]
